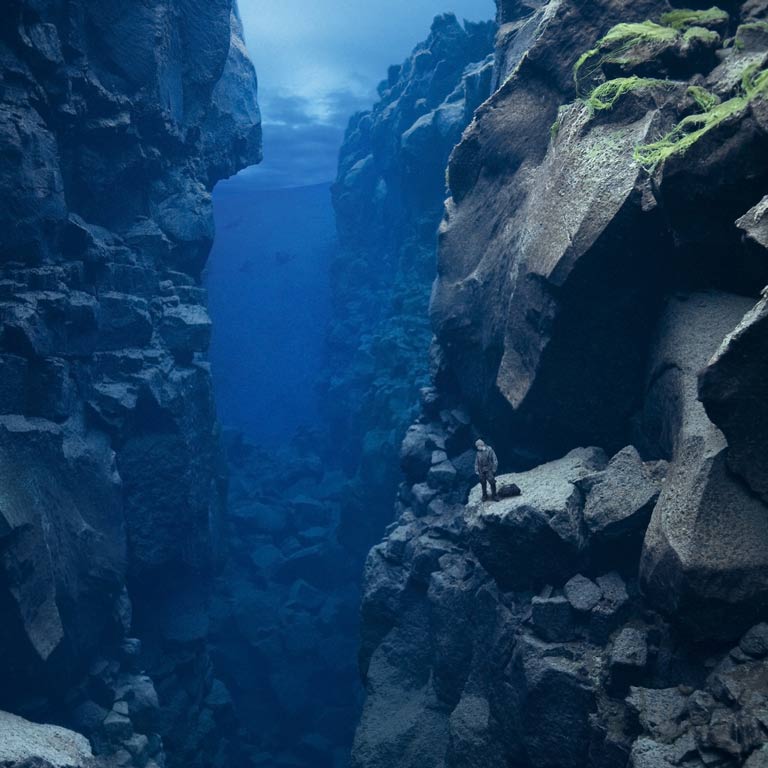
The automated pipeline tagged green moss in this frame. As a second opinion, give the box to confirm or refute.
[634,63,768,170]
[659,7,728,31]
[683,26,721,45]
[574,22,679,94]
[687,85,720,111]
[586,76,670,112]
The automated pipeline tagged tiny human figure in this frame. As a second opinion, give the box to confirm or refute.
[475,439,499,501]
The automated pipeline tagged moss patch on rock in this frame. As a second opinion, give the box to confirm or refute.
[586,77,671,113]
[634,63,768,170]
[659,7,729,32]
[687,85,721,111]
[574,22,679,94]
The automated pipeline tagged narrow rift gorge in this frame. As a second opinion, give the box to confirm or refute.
[2,1,768,768]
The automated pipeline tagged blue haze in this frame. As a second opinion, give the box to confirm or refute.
[235,0,496,188]
[210,0,495,442]
[207,181,335,441]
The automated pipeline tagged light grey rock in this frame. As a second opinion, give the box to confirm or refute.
[699,292,768,504]
[582,446,667,550]
[740,623,768,659]
[0,710,93,767]
[564,575,602,614]
[609,627,648,692]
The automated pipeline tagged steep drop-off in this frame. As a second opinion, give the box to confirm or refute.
[353,1,768,767]
[0,1,261,766]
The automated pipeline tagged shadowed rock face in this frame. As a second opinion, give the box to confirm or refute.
[699,283,768,504]
[0,1,260,766]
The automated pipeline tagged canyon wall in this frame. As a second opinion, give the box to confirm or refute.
[353,1,768,767]
[0,1,261,766]
[205,16,498,768]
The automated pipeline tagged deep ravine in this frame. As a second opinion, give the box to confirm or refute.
[2,1,768,768]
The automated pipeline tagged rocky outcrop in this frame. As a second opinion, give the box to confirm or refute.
[431,0,768,460]
[699,286,768,504]
[0,711,94,768]
[640,293,768,641]
[352,1,768,767]
[0,1,260,766]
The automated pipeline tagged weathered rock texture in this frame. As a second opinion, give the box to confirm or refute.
[0,1,260,766]
[431,0,768,460]
[352,1,768,767]
[0,710,94,768]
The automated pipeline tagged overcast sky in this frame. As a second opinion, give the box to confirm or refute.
[235,0,495,189]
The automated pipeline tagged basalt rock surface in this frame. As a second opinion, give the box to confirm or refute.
[353,1,768,767]
[431,0,768,460]
[0,1,260,766]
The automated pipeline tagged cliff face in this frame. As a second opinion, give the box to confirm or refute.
[0,1,260,766]
[354,1,768,767]
[328,13,496,549]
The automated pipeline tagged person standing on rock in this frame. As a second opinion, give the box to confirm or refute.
[475,439,499,502]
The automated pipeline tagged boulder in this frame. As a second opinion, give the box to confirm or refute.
[0,710,93,767]
[609,627,649,693]
[159,303,212,356]
[564,575,602,614]
[465,447,607,588]
[640,293,768,640]
[740,624,768,659]
[510,635,596,768]
[582,446,667,561]
[531,596,575,642]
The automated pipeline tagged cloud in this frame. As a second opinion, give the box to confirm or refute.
[232,0,495,190]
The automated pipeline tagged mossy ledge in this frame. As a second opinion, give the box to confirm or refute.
[574,22,679,95]
[659,7,729,31]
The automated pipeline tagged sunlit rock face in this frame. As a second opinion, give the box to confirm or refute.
[432,0,768,461]
[352,1,768,767]
[0,1,260,766]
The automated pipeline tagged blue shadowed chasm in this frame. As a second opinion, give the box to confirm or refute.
[4,1,768,768]
[206,180,334,442]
